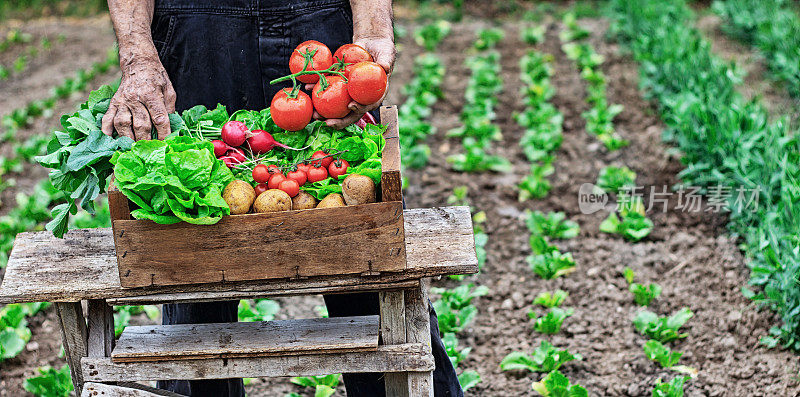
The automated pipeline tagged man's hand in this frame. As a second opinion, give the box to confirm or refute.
[322,36,394,129]
[102,54,176,141]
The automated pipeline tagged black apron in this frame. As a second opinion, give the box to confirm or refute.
[151,1,462,396]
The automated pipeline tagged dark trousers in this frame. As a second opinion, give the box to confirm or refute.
[151,0,462,395]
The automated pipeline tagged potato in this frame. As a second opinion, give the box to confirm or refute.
[341,174,376,206]
[292,191,317,210]
[253,189,292,213]
[317,193,346,208]
[222,180,255,215]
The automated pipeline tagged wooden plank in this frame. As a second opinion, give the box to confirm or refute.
[56,302,88,392]
[380,105,402,202]
[83,343,434,382]
[0,207,477,304]
[114,201,405,288]
[380,291,408,396]
[86,299,114,358]
[108,184,132,221]
[112,316,379,363]
[406,281,433,396]
[82,382,184,397]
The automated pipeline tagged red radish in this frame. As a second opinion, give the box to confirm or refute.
[221,120,249,147]
[247,129,299,154]
[219,156,240,168]
[226,147,247,163]
[212,140,229,157]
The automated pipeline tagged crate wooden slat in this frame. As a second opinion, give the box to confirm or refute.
[113,201,405,288]
[0,207,477,304]
[82,382,184,397]
[83,343,434,382]
[112,316,379,363]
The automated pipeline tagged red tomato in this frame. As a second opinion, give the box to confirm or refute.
[311,150,333,168]
[307,165,328,183]
[252,164,271,184]
[328,158,349,179]
[266,164,282,175]
[286,169,307,186]
[278,179,300,197]
[347,61,387,105]
[296,163,311,173]
[268,173,287,190]
[289,40,333,84]
[312,75,351,119]
[333,44,373,77]
[254,183,268,197]
[271,89,313,131]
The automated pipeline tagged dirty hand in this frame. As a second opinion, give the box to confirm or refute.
[101,53,177,141]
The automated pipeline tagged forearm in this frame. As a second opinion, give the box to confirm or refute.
[350,0,393,41]
[107,0,158,68]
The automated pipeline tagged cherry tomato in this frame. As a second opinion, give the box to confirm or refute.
[296,163,311,173]
[333,44,373,77]
[310,150,333,168]
[266,164,282,175]
[271,89,313,131]
[287,168,307,186]
[278,179,300,197]
[254,183,268,197]
[252,164,271,184]
[312,75,351,119]
[307,165,329,183]
[268,173,287,190]
[328,158,349,179]
[347,61,387,105]
[289,40,333,84]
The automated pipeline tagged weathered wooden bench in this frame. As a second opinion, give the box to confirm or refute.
[0,206,477,396]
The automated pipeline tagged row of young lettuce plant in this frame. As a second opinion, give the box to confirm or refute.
[713,0,800,98]
[446,28,511,173]
[560,13,628,152]
[0,34,65,80]
[607,0,800,351]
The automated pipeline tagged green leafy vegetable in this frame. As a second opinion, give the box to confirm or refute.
[534,290,569,308]
[525,210,580,239]
[530,307,573,334]
[531,369,588,397]
[23,365,73,397]
[633,308,693,343]
[500,340,582,373]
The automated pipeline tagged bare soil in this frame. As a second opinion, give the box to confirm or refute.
[1,10,800,397]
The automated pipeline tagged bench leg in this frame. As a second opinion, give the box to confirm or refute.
[379,290,409,397]
[405,281,433,397]
[87,299,114,358]
[56,301,88,392]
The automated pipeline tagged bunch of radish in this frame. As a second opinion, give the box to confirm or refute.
[250,150,349,198]
[269,41,388,131]
[214,120,299,167]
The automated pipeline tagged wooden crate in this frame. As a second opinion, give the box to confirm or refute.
[110,106,404,289]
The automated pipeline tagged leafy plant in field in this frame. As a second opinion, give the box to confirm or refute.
[531,369,588,397]
[289,374,340,397]
[113,305,159,337]
[0,29,32,53]
[633,308,693,343]
[608,0,800,350]
[442,332,471,367]
[399,53,444,169]
[0,304,31,360]
[559,12,590,42]
[597,165,636,193]
[238,299,280,322]
[414,20,451,51]
[521,25,546,45]
[432,284,488,334]
[534,289,568,308]
[530,307,573,334]
[500,340,582,373]
[458,370,481,391]
[528,250,576,280]
[473,28,505,50]
[447,187,488,279]
[600,196,653,242]
[643,339,697,376]
[23,365,72,397]
[519,161,554,201]
[630,282,662,306]
[652,376,688,397]
[0,180,61,267]
[525,210,580,239]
